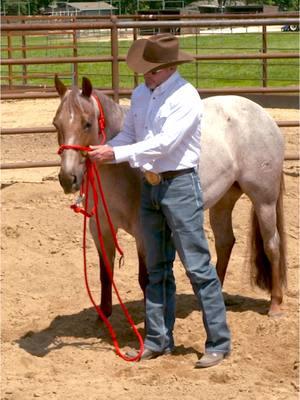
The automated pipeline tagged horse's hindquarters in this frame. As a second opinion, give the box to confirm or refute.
[200,96,284,207]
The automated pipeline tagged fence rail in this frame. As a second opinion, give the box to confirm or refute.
[1,118,299,170]
[2,152,299,170]
[1,16,299,31]
[1,119,298,136]
[1,14,299,171]
[1,13,299,101]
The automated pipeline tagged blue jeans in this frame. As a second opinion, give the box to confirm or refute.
[140,170,231,354]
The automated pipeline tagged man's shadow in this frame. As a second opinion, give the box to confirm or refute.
[17,292,269,358]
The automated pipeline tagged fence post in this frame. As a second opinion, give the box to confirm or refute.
[21,18,27,85]
[7,20,13,88]
[262,25,268,87]
[111,15,119,103]
[72,17,78,86]
[133,20,139,88]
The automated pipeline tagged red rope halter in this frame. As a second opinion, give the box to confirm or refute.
[57,95,144,362]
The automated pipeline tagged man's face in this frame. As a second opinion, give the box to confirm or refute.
[143,67,175,90]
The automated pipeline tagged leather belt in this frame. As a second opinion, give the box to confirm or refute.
[144,168,195,185]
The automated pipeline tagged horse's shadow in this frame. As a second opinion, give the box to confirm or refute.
[17,292,269,357]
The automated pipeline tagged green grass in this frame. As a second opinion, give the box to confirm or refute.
[1,32,299,89]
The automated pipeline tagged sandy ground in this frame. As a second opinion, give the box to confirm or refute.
[1,98,299,400]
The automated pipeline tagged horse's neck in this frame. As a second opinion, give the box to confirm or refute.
[93,90,127,142]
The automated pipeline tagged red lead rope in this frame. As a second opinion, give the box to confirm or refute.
[58,146,144,361]
[57,97,144,361]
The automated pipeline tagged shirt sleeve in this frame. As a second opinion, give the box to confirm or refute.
[113,88,202,167]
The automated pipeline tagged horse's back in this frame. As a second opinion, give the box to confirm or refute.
[202,95,283,153]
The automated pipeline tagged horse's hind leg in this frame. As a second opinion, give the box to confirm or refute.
[209,184,242,285]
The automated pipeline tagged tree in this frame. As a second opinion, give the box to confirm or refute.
[276,0,299,10]
[1,0,27,15]
[1,0,298,15]
[1,0,51,15]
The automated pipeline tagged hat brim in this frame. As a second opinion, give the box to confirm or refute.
[126,38,194,74]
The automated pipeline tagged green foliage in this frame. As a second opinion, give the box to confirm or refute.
[1,0,27,15]
[1,32,298,89]
[276,0,299,10]
[1,0,50,15]
[1,0,299,15]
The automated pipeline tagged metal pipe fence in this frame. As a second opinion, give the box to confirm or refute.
[1,120,298,136]
[1,13,299,99]
[1,152,299,170]
[1,120,299,170]
[1,14,299,171]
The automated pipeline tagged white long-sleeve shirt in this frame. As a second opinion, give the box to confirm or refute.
[108,71,203,173]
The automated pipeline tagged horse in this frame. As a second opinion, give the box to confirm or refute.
[53,75,287,318]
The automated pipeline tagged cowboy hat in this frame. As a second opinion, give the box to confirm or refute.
[126,33,194,74]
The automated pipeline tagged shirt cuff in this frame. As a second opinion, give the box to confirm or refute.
[113,145,132,163]
[113,146,156,170]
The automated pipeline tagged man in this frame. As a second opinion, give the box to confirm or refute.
[89,33,231,368]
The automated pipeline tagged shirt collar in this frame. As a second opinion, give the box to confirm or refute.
[153,71,180,96]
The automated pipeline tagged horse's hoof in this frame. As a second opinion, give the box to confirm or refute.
[268,310,285,318]
[97,313,112,322]
[96,308,112,321]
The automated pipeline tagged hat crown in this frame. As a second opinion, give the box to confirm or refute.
[126,33,194,74]
[143,34,179,64]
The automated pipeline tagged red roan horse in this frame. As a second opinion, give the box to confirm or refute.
[54,76,286,318]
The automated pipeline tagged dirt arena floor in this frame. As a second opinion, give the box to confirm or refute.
[1,98,299,400]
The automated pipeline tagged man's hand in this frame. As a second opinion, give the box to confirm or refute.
[89,145,115,163]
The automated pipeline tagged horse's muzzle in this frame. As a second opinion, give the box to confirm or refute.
[58,169,81,194]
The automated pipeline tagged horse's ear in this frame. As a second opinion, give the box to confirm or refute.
[54,75,67,97]
[81,77,93,98]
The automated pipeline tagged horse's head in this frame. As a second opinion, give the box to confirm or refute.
[54,76,100,194]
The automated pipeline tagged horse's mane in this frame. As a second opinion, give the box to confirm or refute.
[93,89,128,140]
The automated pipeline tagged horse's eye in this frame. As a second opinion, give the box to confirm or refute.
[84,121,92,130]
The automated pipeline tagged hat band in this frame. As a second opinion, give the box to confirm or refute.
[143,46,178,64]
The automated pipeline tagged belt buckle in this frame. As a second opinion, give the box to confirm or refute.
[144,171,161,185]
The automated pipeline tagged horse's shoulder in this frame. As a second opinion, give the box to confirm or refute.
[121,104,130,115]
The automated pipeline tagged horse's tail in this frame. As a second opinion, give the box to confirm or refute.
[249,173,287,292]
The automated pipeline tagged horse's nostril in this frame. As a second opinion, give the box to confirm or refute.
[58,171,78,192]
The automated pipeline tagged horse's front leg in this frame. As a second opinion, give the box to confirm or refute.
[90,219,116,318]
[137,251,148,298]
[98,245,116,318]
[209,186,242,285]
[99,241,147,317]
[135,234,148,299]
